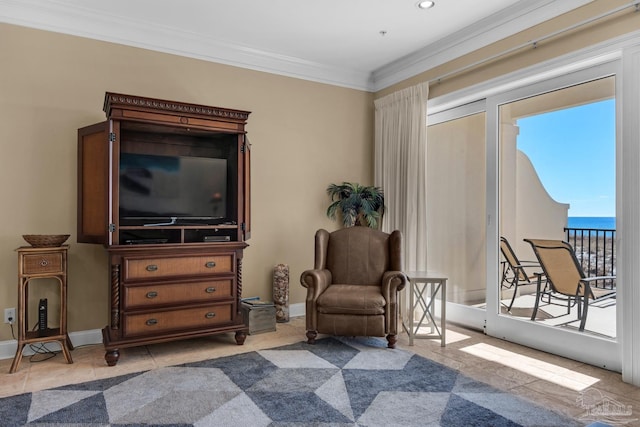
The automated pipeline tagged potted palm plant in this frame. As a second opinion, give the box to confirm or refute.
[326,182,385,228]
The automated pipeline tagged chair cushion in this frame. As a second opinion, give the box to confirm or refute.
[316,284,386,315]
[326,227,390,285]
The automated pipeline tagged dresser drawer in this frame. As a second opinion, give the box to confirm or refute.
[123,304,233,337]
[22,252,64,275]
[122,254,233,281]
[124,279,233,308]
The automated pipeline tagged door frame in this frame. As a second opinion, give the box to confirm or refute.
[427,40,631,372]
[485,60,621,371]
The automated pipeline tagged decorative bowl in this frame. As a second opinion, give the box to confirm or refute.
[22,234,70,248]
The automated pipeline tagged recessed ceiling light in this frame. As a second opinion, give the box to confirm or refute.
[417,1,435,9]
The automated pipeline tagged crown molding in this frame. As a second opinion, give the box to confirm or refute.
[371,0,595,91]
[426,30,640,115]
[0,0,593,93]
[0,0,374,91]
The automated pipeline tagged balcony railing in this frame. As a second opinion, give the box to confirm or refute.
[564,227,616,289]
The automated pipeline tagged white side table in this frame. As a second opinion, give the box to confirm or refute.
[404,271,447,347]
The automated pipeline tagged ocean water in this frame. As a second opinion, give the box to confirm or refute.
[567,216,616,230]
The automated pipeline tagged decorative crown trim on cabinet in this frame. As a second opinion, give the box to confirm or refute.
[103,92,251,122]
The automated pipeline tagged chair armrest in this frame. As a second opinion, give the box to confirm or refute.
[300,269,332,297]
[381,271,408,299]
[515,261,540,268]
[381,271,407,335]
[300,269,332,331]
[581,274,615,289]
[581,276,616,283]
[579,276,616,299]
[533,272,548,286]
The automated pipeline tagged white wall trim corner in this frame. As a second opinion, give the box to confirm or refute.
[620,42,640,386]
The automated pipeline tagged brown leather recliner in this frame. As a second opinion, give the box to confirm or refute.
[300,227,408,348]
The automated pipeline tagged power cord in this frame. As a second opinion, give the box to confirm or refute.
[6,316,57,362]
[28,342,59,362]
[27,321,60,363]
[7,316,91,363]
[8,315,16,340]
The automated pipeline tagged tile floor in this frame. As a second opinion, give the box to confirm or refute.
[1,317,638,425]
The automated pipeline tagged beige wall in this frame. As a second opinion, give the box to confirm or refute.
[0,23,374,341]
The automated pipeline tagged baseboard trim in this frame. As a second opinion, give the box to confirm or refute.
[289,302,305,318]
[0,329,103,361]
[1,304,307,361]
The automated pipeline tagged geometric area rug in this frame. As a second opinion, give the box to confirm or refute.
[0,337,582,426]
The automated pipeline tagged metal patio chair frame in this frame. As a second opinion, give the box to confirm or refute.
[524,238,616,332]
[500,236,543,311]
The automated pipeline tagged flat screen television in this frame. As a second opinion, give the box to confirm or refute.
[119,152,227,225]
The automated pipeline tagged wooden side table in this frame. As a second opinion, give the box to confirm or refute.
[404,271,447,347]
[9,245,73,373]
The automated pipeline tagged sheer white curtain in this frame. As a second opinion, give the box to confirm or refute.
[374,82,428,271]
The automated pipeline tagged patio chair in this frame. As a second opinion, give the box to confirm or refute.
[499,236,542,311]
[524,238,616,332]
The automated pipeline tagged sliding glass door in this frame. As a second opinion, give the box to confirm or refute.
[486,62,620,370]
[426,105,487,328]
[424,57,621,370]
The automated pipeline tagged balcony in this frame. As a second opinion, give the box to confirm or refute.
[564,226,616,289]
[503,226,616,339]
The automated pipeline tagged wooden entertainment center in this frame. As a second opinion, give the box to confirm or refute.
[77,93,251,366]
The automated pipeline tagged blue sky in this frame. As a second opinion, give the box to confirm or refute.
[516,99,615,217]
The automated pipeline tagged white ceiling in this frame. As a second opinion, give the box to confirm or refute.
[0,0,594,91]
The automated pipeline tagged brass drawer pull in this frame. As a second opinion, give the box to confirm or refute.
[146,264,158,272]
[205,312,216,319]
[205,287,216,293]
[205,261,216,268]
[146,291,158,299]
[40,259,49,267]
[146,318,158,326]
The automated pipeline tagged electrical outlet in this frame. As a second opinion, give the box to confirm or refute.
[4,308,15,324]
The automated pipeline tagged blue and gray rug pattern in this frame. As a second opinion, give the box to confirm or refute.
[1,337,583,426]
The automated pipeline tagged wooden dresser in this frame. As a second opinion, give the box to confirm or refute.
[77,93,251,366]
[102,244,246,365]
